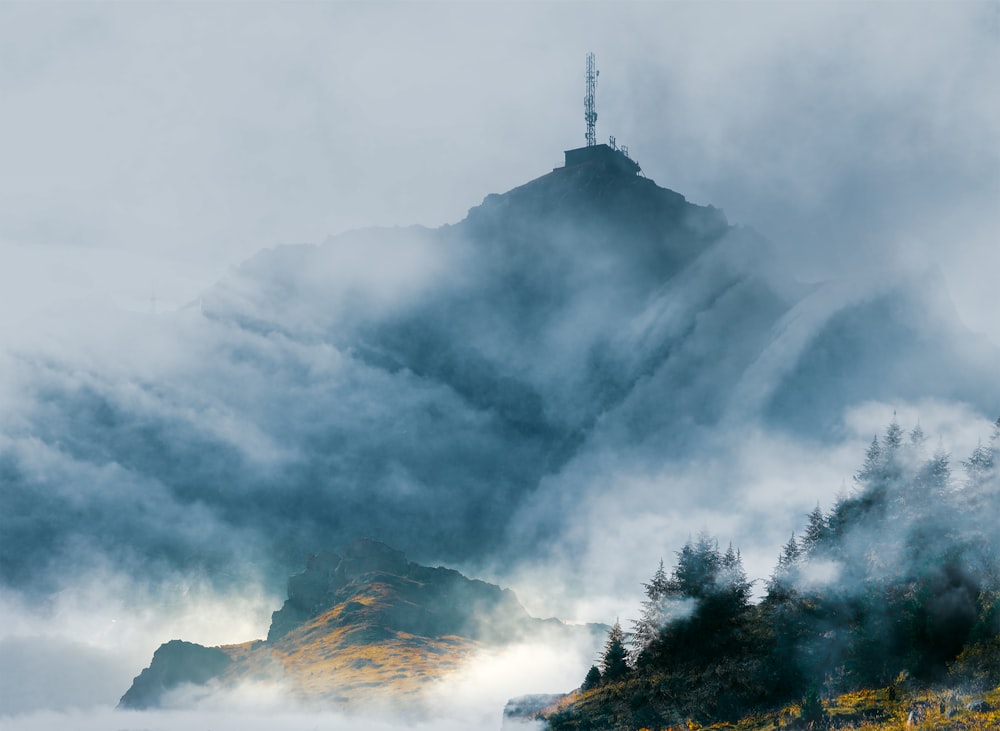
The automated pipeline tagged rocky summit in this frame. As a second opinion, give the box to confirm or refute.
[119,539,602,710]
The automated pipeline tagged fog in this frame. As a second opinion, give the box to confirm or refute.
[2,1,999,726]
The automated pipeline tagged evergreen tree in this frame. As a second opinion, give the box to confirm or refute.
[962,418,999,488]
[630,560,669,661]
[801,506,828,552]
[915,449,950,497]
[600,620,629,681]
[766,534,800,601]
[883,417,905,483]
[779,534,800,569]
[581,664,602,691]
[719,543,753,608]
[855,434,885,486]
[672,533,721,598]
[884,417,904,451]
[964,441,995,488]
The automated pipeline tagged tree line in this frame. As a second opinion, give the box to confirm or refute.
[551,416,1000,729]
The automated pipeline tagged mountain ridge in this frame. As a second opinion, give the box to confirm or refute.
[4,157,998,610]
[119,539,604,710]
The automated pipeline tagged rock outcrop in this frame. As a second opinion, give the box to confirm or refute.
[120,539,602,710]
[118,640,232,710]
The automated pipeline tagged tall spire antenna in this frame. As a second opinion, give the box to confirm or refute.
[585,52,598,147]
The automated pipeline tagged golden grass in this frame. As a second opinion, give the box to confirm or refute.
[680,684,1000,731]
[214,592,481,707]
[545,683,1000,731]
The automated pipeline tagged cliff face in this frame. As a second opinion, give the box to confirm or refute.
[119,539,601,709]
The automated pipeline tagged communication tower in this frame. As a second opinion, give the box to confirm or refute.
[585,52,598,146]
[562,53,641,176]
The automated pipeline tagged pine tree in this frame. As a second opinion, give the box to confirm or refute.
[884,417,903,451]
[802,506,829,552]
[630,560,669,662]
[964,441,995,488]
[916,449,950,496]
[673,534,721,598]
[581,665,602,691]
[766,534,801,601]
[780,534,801,568]
[963,418,999,488]
[883,417,905,484]
[600,619,629,681]
[855,434,885,486]
[719,543,753,607]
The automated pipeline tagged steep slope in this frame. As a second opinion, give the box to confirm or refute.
[3,156,997,597]
[120,539,602,709]
[515,417,1000,730]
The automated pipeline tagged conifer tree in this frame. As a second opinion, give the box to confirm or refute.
[855,434,885,486]
[964,441,995,488]
[915,449,950,496]
[630,560,669,662]
[673,534,721,598]
[884,417,903,451]
[802,506,828,552]
[719,543,753,607]
[766,534,801,601]
[581,664,602,691]
[963,418,999,488]
[600,620,629,681]
[780,533,801,568]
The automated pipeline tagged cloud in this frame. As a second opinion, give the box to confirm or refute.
[0,708,512,731]
[1,1,999,722]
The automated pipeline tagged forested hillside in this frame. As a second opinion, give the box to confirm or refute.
[542,416,1000,729]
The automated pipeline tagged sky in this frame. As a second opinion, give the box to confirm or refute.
[2,2,998,329]
[1,1,1000,727]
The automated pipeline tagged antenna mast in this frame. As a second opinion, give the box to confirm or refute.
[585,52,598,147]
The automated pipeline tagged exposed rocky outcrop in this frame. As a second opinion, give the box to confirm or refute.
[118,640,232,710]
[120,539,602,710]
[268,538,538,644]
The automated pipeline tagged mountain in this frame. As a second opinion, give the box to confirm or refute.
[3,148,997,599]
[119,539,603,710]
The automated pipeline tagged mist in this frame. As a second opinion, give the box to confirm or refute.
[2,1,999,726]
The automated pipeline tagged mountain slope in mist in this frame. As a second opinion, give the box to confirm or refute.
[119,539,601,711]
[526,417,1000,730]
[2,155,997,597]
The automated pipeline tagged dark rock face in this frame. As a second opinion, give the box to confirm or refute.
[267,538,533,643]
[118,639,232,710]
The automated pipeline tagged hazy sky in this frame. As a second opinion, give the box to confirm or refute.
[2,2,998,334]
[2,1,1000,726]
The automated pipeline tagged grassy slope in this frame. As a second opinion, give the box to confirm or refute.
[543,683,1000,730]
[212,581,481,707]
